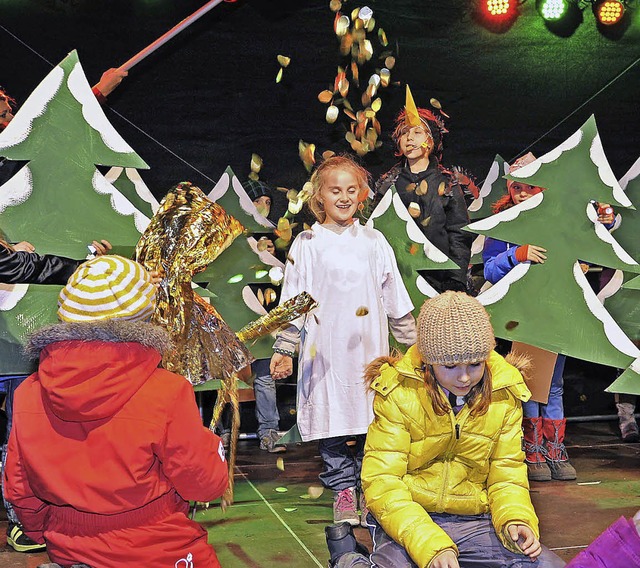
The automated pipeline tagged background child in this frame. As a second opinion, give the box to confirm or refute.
[4,256,228,567]
[482,152,577,482]
[375,106,472,293]
[270,155,416,526]
[356,291,565,568]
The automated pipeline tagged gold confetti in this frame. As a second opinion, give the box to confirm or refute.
[430,97,442,110]
[371,97,382,112]
[338,77,349,98]
[284,507,297,512]
[335,14,350,36]
[329,0,342,12]
[416,179,428,196]
[277,55,291,67]
[406,182,417,193]
[384,56,396,69]
[250,153,262,174]
[310,344,317,358]
[378,28,388,46]
[256,288,265,304]
[248,172,259,181]
[227,274,244,284]
[322,150,336,160]
[276,457,285,471]
[275,487,288,493]
[318,90,334,103]
[351,7,360,20]
[286,189,299,202]
[350,60,359,85]
[408,202,421,218]
[421,216,431,227]
[264,288,277,305]
[380,68,391,88]
[326,105,339,124]
[356,306,369,316]
[276,67,284,83]
[307,485,324,499]
[409,243,419,255]
[438,181,446,196]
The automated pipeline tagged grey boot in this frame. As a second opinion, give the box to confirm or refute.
[617,402,640,443]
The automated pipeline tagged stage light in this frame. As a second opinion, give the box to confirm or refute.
[593,0,626,25]
[536,0,570,21]
[483,0,514,18]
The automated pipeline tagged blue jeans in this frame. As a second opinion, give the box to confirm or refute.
[318,435,365,492]
[335,513,566,568]
[523,355,566,420]
[253,359,280,438]
[1,375,27,524]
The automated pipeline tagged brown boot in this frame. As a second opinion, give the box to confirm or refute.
[522,417,551,482]
[542,418,577,481]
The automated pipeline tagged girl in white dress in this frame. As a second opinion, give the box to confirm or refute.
[270,155,416,526]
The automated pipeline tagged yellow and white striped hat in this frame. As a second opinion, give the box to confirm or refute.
[58,256,156,323]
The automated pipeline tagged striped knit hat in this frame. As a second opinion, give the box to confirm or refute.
[58,256,156,323]
[417,291,495,366]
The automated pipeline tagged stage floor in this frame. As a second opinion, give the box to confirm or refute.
[0,420,638,567]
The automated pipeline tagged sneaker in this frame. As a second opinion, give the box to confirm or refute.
[547,458,577,481]
[259,430,286,453]
[325,522,369,568]
[621,420,640,443]
[358,490,369,527]
[525,459,552,482]
[333,487,359,526]
[7,522,47,553]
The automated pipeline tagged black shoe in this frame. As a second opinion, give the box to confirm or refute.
[7,522,47,553]
[325,522,369,567]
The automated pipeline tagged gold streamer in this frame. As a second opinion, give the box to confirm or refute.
[236,292,318,342]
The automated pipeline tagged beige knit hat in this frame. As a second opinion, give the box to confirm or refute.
[417,291,495,366]
[58,255,156,323]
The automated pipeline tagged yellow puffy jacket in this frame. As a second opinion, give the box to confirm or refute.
[361,346,538,568]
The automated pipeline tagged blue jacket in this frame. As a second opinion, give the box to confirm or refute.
[482,237,518,285]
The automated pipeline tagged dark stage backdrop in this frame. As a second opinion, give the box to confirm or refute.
[2,0,639,204]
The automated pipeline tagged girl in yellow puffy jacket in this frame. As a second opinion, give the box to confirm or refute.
[355,292,566,568]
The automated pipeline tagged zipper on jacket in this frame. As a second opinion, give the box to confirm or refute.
[455,424,460,439]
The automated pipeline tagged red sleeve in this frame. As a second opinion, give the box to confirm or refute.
[91,86,107,105]
[156,376,229,502]
[4,420,48,543]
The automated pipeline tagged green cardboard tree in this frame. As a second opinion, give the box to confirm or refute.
[467,116,640,392]
[200,167,284,360]
[0,51,150,374]
[367,186,459,314]
[468,154,509,265]
[104,166,159,219]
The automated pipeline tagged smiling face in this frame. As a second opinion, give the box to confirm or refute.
[432,361,486,397]
[509,181,543,205]
[318,168,359,226]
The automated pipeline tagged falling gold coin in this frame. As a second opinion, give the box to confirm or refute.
[277,55,291,67]
[275,67,284,83]
[416,179,428,196]
[329,0,342,12]
[276,457,285,471]
[356,306,369,316]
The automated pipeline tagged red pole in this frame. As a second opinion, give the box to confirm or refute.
[119,0,229,71]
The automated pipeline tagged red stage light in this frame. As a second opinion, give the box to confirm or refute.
[593,0,626,25]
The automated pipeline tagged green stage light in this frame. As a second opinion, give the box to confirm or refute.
[536,0,570,20]
[593,0,626,25]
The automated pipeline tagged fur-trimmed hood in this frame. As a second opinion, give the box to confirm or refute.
[25,321,174,423]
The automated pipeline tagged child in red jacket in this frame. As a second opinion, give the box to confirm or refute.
[4,255,228,568]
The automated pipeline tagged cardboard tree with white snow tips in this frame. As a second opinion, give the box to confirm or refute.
[467,116,640,393]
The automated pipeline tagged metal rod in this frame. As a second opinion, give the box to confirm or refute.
[567,413,640,423]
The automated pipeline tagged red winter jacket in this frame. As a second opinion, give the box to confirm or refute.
[5,321,228,568]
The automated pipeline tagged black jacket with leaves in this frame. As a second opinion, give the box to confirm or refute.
[375,158,472,292]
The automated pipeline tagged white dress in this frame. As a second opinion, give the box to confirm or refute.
[279,221,414,442]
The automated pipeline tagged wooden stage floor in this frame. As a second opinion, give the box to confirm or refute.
[0,420,638,567]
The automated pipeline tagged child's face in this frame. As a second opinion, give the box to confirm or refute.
[432,361,485,397]
[253,195,271,218]
[510,182,543,205]
[0,95,14,129]
[398,124,433,161]
[318,168,359,226]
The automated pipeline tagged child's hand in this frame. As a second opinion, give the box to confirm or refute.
[270,353,293,380]
[507,524,541,560]
[91,240,112,256]
[515,244,547,264]
[597,203,615,226]
[94,68,128,97]
[430,549,459,568]
[12,241,35,253]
